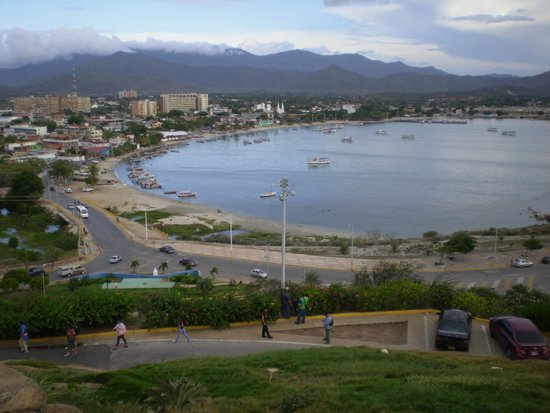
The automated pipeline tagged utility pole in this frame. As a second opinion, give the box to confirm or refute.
[279,177,294,287]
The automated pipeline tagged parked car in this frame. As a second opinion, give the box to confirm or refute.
[64,188,72,193]
[179,257,198,267]
[28,266,46,277]
[489,316,549,360]
[511,258,533,268]
[159,245,176,254]
[435,309,472,351]
[49,186,55,191]
[250,268,268,279]
[109,255,122,264]
[541,256,550,264]
[57,264,86,277]
[82,187,93,192]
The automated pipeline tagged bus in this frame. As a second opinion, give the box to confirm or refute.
[75,205,88,218]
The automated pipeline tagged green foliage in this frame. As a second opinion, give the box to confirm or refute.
[145,374,204,412]
[6,169,44,200]
[522,236,543,251]
[504,284,550,313]
[0,277,20,290]
[443,231,478,258]
[370,260,424,286]
[48,159,75,181]
[520,302,550,331]
[29,276,48,291]
[7,236,19,249]
[365,279,428,311]
[304,270,321,286]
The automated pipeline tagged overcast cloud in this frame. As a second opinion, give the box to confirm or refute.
[0,0,548,76]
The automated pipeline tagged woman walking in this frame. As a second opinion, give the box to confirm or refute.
[18,321,29,354]
[113,319,128,349]
[261,308,273,339]
[65,323,77,356]
[173,318,191,343]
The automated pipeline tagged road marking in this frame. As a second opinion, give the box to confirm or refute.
[424,315,430,351]
[478,280,489,288]
[527,276,534,290]
[491,279,501,290]
[466,282,476,289]
[481,325,492,356]
[517,276,524,285]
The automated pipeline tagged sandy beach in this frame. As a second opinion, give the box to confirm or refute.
[76,155,346,238]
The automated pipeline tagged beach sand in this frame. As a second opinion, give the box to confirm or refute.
[76,156,344,238]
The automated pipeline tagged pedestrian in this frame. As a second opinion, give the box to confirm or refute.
[323,312,334,344]
[173,318,191,343]
[295,293,310,324]
[280,286,292,319]
[113,319,128,349]
[261,307,273,339]
[65,323,77,356]
[18,321,29,354]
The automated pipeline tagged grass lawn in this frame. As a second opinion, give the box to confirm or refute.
[9,346,550,412]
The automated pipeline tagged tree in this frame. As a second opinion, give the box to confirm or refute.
[131,260,140,273]
[7,169,44,200]
[209,266,219,279]
[15,248,41,268]
[304,270,321,286]
[370,261,424,286]
[523,236,543,254]
[159,261,169,274]
[49,159,75,182]
[440,231,477,261]
[85,163,99,187]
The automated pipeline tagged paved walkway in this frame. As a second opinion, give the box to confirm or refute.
[0,311,506,371]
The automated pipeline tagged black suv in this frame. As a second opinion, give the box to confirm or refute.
[435,309,472,352]
[28,266,46,277]
[159,245,176,254]
[541,256,550,264]
[179,258,198,267]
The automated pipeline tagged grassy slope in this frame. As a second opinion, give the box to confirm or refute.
[11,346,550,413]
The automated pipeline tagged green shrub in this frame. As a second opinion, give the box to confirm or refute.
[519,302,550,331]
[365,279,428,311]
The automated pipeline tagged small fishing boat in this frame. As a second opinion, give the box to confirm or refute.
[401,134,415,139]
[177,191,197,198]
[260,191,277,198]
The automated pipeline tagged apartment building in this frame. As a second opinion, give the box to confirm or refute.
[159,93,208,113]
[13,95,91,116]
[132,99,158,117]
[118,89,138,98]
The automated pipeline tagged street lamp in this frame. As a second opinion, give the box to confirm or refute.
[279,177,294,287]
[228,212,233,257]
[348,224,354,271]
[144,209,148,241]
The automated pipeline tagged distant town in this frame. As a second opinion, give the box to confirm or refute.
[1,88,549,163]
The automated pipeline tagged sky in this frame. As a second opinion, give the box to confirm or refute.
[1,0,549,76]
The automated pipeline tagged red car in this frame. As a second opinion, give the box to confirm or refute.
[489,316,549,360]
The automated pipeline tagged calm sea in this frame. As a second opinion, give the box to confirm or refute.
[115,119,550,238]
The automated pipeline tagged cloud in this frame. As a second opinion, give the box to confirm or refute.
[0,27,129,68]
[448,14,535,24]
[124,37,231,55]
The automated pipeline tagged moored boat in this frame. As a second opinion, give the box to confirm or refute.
[260,191,277,198]
[402,134,415,139]
[307,156,331,166]
[501,130,517,136]
[177,191,197,198]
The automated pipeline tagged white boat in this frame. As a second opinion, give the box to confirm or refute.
[341,136,353,143]
[307,156,331,166]
[177,191,197,198]
[260,191,277,198]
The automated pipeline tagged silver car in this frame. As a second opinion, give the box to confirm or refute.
[511,258,533,268]
[250,268,268,279]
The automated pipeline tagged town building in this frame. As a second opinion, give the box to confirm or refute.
[132,99,158,117]
[13,95,91,117]
[159,93,208,113]
[118,90,138,99]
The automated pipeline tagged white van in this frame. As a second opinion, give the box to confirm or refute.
[75,205,88,218]
[57,264,86,277]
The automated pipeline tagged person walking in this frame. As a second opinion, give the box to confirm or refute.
[280,286,292,319]
[295,293,310,324]
[261,308,273,339]
[323,312,334,344]
[113,319,128,349]
[65,323,77,356]
[18,321,29,354]
[173,318,191,343]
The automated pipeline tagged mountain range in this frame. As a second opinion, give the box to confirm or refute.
[1,49,549,98]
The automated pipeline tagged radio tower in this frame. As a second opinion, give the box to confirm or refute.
[71,65,78,97]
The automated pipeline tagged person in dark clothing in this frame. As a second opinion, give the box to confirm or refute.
[280,287,292,319]
[261,308,273,339]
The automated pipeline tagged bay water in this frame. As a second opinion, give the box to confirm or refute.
[115,118,550,238]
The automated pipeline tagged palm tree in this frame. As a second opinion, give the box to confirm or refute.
[146,375,203,412]
[130,260,140,273]
[159,261,169,274]
[209,266,219,279]
[304,270,321,286]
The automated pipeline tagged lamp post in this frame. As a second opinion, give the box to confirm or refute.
[279,177,294,287]
[348,224,354,271]
[266,244,270,275]
[145,209,148,241]
[228,212,233,257]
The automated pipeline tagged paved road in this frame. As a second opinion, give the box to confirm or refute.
[1,312,514,371]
